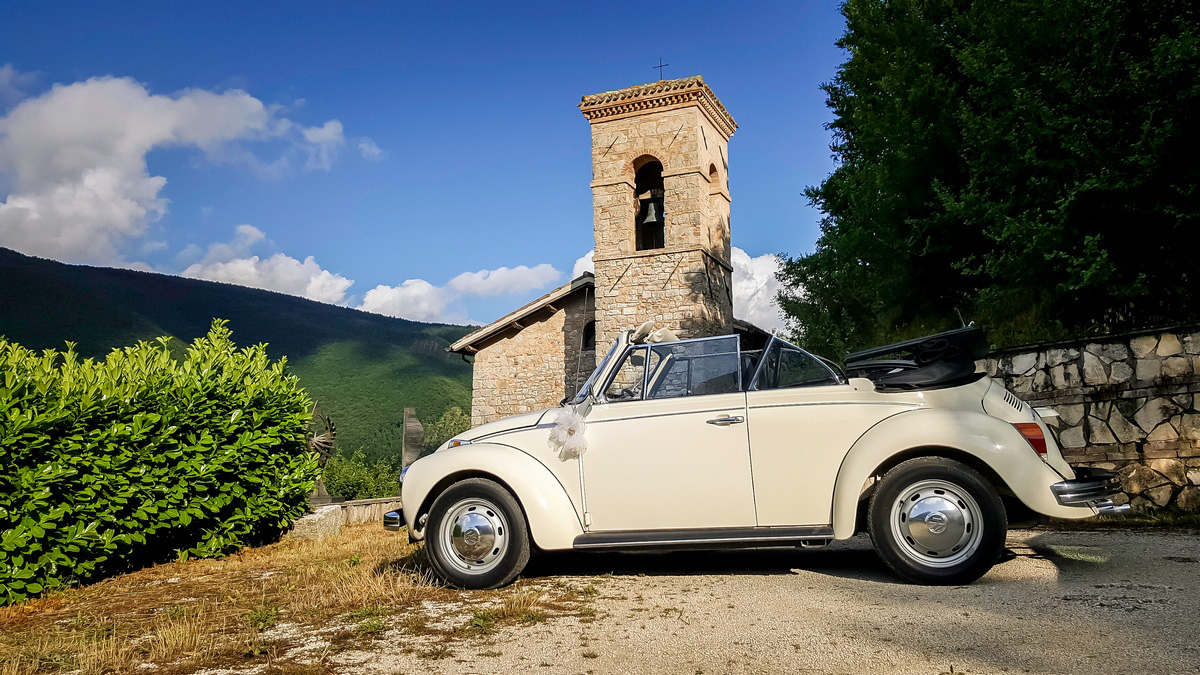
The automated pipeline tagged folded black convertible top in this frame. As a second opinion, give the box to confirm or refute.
[844,327,988,391]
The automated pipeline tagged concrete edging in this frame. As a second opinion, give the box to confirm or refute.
[287,497,403,541]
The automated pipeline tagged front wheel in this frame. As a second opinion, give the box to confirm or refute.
[425,478,531,589]
[868,457,1006,585]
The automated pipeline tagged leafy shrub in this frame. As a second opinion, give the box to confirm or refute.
[321,449,400,500]
[423,406,472,451]
[0,321,318,606]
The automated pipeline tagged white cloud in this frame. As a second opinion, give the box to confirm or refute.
[357,138,383,161]
[359,279,467,324]
[192,223,265,264]
[731,246,786,333]
[301,119,345,170]
[0,75,350,264]
[358,261,564,323]
[0,64,36,107]
[183,252,353,304]
[448,263,561,296]
[572,250,594,278]
[180,225,353,304]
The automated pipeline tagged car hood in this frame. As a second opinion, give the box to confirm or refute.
[457,409,550,443]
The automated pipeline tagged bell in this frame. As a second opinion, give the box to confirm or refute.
[639,199,664,225]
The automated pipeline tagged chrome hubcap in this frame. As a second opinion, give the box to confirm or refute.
[441,498,508,574]
[889,479,982,568]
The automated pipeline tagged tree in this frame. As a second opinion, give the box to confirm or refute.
[783,0,1200,356]
[423,406,472,451]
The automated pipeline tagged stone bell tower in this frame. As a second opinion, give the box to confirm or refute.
[580,76,737,347]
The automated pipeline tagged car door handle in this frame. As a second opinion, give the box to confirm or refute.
[706,415,745,426]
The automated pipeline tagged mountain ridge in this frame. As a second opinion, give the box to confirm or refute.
[0,247,473,460]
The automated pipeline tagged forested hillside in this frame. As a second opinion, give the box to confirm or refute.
[0,247,472,461]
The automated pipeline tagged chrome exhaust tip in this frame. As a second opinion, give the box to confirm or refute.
[1094,499,1132,517]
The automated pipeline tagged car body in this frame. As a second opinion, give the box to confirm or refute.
[387,325,1127,588]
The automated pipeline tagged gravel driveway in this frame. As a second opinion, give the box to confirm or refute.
[334,529,1200,674]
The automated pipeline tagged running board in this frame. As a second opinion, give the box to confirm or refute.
[573,526,834,551]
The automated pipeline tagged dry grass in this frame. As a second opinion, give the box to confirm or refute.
[0,525,601,674]
[0,526,427,673]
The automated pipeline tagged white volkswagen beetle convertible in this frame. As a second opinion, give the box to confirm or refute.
[387,324,1127,588]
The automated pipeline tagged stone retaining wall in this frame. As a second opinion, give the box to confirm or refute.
[287,497,404,541]
[983,325,1200,512]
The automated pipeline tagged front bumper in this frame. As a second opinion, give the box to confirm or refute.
[383,510,403,531]
[1051,468,1131,516]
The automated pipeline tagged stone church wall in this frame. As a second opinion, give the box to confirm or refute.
[593,249,732,348]
[982,326,1200,512]
[469,291,594,426]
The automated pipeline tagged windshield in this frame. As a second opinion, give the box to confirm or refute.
[569,338,620,405]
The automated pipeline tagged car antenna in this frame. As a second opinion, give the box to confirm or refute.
[954,307,975,328]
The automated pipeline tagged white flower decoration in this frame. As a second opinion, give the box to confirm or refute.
[547,408,588,459]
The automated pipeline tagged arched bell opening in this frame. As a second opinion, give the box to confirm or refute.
[633,158,665,251]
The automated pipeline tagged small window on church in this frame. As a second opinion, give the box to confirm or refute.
[634,160,665,251]
[709,163,719,186]
[581,320,596,351]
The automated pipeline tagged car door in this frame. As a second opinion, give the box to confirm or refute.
[745,338,916,526]
[581,335,756,532]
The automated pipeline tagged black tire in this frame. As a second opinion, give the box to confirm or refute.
[425,478,531,589]
[868,457,1006,585]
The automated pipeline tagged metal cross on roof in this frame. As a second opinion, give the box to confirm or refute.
[654,57,669,80]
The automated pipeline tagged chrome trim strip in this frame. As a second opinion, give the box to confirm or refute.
[588,404,746,425]
[573,526,834,550]
[747,401,918,411]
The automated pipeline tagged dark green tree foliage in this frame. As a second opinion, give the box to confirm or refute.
[423,406,472,452]
[783,0,1200,355]
[0,321,318,605]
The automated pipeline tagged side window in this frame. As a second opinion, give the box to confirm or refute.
[777,347,838,387]
[603,347,647,402]
[646,336,740,400]
[754,340,838,390]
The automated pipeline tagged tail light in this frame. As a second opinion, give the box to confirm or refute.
[1013,422,1047,454]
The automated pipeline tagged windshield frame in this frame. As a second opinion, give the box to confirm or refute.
[569,338,621,405]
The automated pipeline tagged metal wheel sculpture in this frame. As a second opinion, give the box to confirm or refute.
[308,407,337,468]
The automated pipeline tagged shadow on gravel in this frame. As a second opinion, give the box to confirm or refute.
[1017,532,1109,576]
[520,536,1039,586]
[523,536,910,584]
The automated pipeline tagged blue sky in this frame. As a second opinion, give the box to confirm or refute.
[0,1,846,329]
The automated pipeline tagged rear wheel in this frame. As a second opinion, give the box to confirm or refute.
[425,478,530,589]
[868,457,1006,584]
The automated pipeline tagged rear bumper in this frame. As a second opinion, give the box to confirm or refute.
[1051,468,1131,516]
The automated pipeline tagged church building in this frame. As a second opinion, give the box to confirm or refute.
[449,77,764,425]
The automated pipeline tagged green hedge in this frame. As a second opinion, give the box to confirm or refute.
[0,321,319,605]
[321,449,400,501]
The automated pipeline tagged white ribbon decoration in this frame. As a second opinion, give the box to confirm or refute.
[547,407,588,459]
